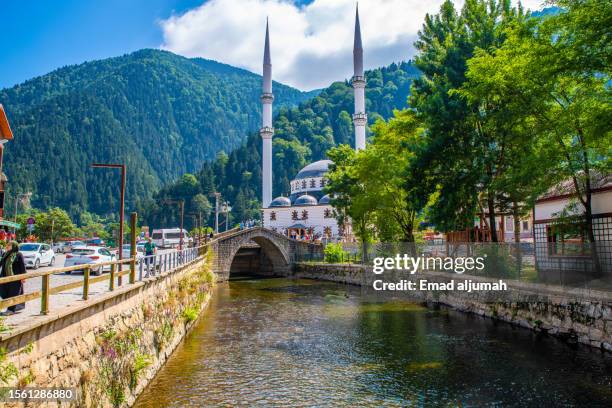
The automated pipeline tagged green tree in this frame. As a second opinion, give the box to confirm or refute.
[410,0,525,239]
[327,111,427,246]
[190,194,212,221]
[15,208,77,242]
[79,211,107,239]
[462,0,611,271]
[325,145,374,254]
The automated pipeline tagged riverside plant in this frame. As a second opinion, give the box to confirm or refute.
[0,347,18,388]
[85,256,215,406]
[0,317,9,334]
[182,307,198,324]
[96,327,151,407]
[324,243,349,263]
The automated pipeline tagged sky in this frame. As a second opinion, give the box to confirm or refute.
[1,0,546,91]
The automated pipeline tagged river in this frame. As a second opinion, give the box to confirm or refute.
[135,277,612,407]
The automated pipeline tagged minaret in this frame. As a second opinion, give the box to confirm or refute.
[352,4,367,151]
[261,19,274,208]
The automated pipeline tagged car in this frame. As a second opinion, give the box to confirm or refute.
[52,242,68,253]
[120,244,145,263]
[152,228,192,248]
[57,240,85,254]
[85,238,106,247]
[64,246,116,276]
[19,243,55,269]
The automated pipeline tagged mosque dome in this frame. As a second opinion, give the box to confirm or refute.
[269,196,291,207]
[293,194,318,206]
[318,194,332,205]
[294,160,333,180]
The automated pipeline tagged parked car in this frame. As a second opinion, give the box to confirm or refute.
[52,242,68,253]
[55,240,85,254]
[152,228,192,248]
[120,244,145,263]
[85,238,106,247]
[19,243,55,269]
[64,246,116,275]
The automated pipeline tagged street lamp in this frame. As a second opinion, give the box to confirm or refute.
[165,199,185,250]
[210,192,221,234]
[91,163,126,267]
[221,201,232,232]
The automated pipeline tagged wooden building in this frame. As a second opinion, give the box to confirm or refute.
[0,104,14,221]
[533,175,612,279]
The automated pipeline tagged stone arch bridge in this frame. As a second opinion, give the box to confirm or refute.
[208,227,323,280]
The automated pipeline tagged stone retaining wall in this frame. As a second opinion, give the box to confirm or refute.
[295,263,612,352]
[0,255,215,408]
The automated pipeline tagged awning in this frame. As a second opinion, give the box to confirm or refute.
[288,223,308,229]
[0,220,20,229]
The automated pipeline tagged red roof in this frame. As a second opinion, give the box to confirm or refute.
[0,105,13,140]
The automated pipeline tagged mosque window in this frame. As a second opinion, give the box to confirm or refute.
[310,179,316,188]
[301,180,307,189]
[291,210,299,220]
[270,211,276,221]
[324,208,332,218]
[301,210,309,220]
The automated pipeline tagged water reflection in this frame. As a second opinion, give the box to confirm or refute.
[135,278,612,407]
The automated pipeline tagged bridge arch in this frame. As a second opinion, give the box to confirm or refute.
[226,234,291,278]
[211,228,311,280]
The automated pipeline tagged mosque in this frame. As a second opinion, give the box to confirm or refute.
[261,6,366,242]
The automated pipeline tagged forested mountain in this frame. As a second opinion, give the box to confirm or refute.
[146,62,421,228]
[0,49,313,217]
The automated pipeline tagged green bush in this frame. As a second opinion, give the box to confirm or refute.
[182,307,198,323]
[474,246,517,278]
[0,347,18,386]
[129,353,152,390]
[324,243,349,263]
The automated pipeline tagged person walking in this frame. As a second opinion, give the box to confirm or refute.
[144,237,157,277]
[0,241,26,315]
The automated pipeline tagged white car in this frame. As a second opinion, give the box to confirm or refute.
[120,244,145,263]
[64,246,116,276]
[152,228,192,248]
[53,240,85,254]
[19,243,55,269]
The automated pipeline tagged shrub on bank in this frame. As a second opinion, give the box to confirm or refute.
[324,243,349,263]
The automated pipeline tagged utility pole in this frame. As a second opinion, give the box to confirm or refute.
[210,192,221,234]
[222,201,231,232]
[198,211,203,243]
[192,214,197,244]
[165,199,185,250]
[180,200,184,249]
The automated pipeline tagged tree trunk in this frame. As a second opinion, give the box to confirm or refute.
[512,201,522,279]
[487,192,498,243]
[584,192,602,277]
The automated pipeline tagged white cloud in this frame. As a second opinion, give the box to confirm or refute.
[160,0,546,90]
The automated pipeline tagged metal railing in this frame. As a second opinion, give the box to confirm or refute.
[318,241,612,291]
[136,247,203,280]
[0,246,207,317]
